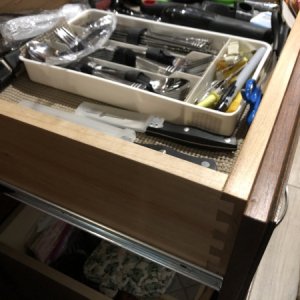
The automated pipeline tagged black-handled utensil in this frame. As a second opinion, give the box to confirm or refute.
[91,46,177,66]
[160,6,273,42]
[110,27,213,54]
[76,102,238,151]
[146,120,237,151]
[77,61,190,100]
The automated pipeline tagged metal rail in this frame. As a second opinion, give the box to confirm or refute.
[0,180,223,290]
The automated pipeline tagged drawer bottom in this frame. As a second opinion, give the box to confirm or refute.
[1,74,246,174]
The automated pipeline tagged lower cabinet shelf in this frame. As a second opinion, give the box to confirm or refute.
[0,202,215,300]
[0,180,223,291]
[0,244,109,300]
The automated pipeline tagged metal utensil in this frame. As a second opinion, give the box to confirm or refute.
[92,46,214,76]
[111,27,215,54]
[80,61,190,100]
[91,46,179,74]
[140,144,218,169]
[54,26,85,52]
[92,45,179,65]
[26,40,65,62]
[53,21,113,53]
[135,56,177,75]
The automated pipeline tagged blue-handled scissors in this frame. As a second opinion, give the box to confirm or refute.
[242,79,262,125]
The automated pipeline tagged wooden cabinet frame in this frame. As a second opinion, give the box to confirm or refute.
[0,6,300,300]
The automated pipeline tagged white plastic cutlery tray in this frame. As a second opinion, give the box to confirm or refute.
[19,9,272,136]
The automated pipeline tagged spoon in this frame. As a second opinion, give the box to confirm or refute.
[79,61,190,100]
[26,40,67,62]
[151,77,188,92]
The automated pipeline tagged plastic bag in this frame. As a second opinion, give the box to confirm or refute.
[0,4,89,47]
[31,14,117,66]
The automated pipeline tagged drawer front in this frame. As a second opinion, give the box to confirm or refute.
[220,49,300,299]
[0,106,244,276]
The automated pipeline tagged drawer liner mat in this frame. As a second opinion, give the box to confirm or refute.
[0,74,249,174]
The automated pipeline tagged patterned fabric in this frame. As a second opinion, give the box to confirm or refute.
[83,240,175,298]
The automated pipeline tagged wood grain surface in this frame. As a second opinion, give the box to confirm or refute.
[0,0,70,13]
[219,43,300,300]
[225,13,300,202]
[0,101,237,274]
[246,51,300,222]
[288,136,300,188]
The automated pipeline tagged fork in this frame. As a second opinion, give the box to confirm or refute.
[91,46,213,76]
[78,61,190,100]
[91,46,178,75]
[54,24,107,53]
[135,56,177,76]
[135,55,213,76]
[54,14,117,52]
[111,27,215,55]
[92,45,181,65]
[54,26,85,52]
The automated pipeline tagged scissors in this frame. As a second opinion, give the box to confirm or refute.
[242,79,262,125]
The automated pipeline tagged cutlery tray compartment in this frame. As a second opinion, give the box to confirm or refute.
[19,9,271,136]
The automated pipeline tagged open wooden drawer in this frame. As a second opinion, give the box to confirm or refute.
[0,2,300,299]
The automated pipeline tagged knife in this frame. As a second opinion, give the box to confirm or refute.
[76,102,237,151]
[140,143,218,170]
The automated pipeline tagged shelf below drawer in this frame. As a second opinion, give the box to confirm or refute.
[1,181,223,290]
[0,206,109,300]
[0,204,215,300]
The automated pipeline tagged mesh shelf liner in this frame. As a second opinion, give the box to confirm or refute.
[0,74,249,174]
